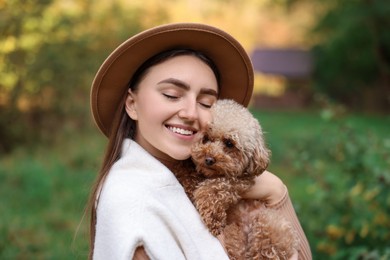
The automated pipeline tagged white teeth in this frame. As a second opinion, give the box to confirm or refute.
[168,126,194,135]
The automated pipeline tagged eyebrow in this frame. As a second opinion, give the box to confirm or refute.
[158,78,219,97]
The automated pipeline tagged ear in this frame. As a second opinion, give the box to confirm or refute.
[247,139,271,175]
[125,89,138,120]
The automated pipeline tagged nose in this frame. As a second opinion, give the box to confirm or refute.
[205,156,215,166]
[178,100,198,121]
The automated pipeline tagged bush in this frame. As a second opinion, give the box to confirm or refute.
[289,123,390,259]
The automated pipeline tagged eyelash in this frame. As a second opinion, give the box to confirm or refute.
[163,93,178,100]
[200,103,212,109]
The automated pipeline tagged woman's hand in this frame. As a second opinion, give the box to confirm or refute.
[242,170,286,205]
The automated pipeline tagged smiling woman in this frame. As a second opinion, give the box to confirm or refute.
[87,23,311,260]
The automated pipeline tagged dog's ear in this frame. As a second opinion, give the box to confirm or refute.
[246,141,270,176]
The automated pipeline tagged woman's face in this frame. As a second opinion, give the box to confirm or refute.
[125,55,218,161]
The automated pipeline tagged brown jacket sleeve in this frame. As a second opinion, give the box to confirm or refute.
[267,186,312,260]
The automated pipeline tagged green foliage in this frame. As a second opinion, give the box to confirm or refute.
[310,0,390,111]
[288,123,390,259]
[0,0,145,153]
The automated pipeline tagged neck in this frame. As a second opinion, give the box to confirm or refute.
[154,155,180,171]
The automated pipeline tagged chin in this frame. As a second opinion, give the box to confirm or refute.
[168,149,191,161]
[171,154,191,161]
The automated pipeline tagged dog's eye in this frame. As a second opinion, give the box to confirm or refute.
[202,134,210,144]
[224,138,235,148]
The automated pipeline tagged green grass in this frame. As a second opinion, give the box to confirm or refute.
[0,132,105,259]
[0,110,389,259]
[253,110,389,160]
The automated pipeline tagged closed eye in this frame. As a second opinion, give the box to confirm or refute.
[163,93,179,100]
[199,102,212,108]
[197,96,216,109]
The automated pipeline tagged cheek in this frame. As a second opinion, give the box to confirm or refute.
[136,93,166,120]
[199,110,213,130]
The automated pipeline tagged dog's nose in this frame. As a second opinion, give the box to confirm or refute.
[205,157,215,166]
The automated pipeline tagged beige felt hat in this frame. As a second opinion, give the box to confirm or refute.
[91,23,254,137]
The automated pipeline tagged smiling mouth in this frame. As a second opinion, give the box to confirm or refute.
[167,126,196,136]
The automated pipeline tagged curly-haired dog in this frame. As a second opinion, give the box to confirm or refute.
[173,99,299,260]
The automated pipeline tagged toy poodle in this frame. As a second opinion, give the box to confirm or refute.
[173,99,299,259]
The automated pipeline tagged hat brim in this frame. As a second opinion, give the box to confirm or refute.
[91,23,254,137]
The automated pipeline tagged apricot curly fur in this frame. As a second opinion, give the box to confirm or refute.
[172,99,299,260]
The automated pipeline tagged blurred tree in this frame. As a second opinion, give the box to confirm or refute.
[309,0,390,111]
[0,0,54,152]
[0,0,148,153]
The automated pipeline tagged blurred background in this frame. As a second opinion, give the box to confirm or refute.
[1,0,389,259]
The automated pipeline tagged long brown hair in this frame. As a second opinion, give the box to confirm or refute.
[87,48,220,258]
